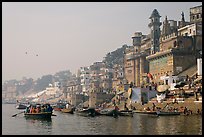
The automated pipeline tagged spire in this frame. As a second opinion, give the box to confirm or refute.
[181,11,185,22]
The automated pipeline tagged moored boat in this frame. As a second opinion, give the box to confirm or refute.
[156,111,181,116]
[98,107,119,118]
[75,108,96,117]
[134,110,157,115]
[118,110,134,117]
[61,108,74,114]
[16,103,28,109]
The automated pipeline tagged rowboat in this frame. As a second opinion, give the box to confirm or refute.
[61,108,74,114]
[75,108,96,117]
[16,103,27,109]
[98,108,119,118]
[156,111,181,116]
[134,110,157,115]
[24,112,53,119]
[118,110,134,117]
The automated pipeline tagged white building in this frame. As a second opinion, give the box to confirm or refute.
[80,66,91,93]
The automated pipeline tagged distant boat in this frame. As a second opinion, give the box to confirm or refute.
[75,108,96,117]
[16,103,28,109]
[61,108,74,114]
[118,110,134,117]
[134,110,157,115]
[98,108,119,118]
[156,111,181,116]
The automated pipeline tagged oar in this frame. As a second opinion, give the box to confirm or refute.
[12,111,24,117]
[52,114,57,116]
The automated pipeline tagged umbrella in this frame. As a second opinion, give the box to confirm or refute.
[157,85,170,92]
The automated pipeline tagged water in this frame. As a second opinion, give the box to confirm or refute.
[2,104,202,135]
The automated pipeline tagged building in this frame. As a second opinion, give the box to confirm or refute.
[190,5,202,24]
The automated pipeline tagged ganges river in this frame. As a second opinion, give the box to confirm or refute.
[2,104,202,135]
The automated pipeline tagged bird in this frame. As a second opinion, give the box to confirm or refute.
[36,54,38,56]
[25,52,27,54]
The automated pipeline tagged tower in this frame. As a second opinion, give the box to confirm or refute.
[148,9,162,54]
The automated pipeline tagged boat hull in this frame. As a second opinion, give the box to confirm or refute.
[16,104,27,109]
[156,111,181,116]
[24,112,52,119]
[75,108,96,117]
[61,108,74,114]
[118,110,134,117]
[134,110,157,115]
[99,108,119,117]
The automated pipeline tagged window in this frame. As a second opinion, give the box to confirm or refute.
[197,14,199,19]
[174,41,177,47]
[190,29,191,34]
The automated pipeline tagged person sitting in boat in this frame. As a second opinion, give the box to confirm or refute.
[46,104,53,113]
[66,103,69,109]
[25,106,30,113]
[36,106,41,113]
[41,105,45,112]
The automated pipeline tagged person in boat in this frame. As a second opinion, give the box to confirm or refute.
[36,105,41,113]
[46,104,53,113]
[25,106,30,113]
[66,103,69,109]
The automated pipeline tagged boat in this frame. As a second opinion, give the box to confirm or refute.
[24,112,53,119]
[156,111,181,116]
[61,108,74,114]
[134,110,157,115]
[98,108,119,118]
[52,103,66,111]
[118,110,134,117]
[75,107,96,117]
[16,103,28,109]
[23,103,54,119]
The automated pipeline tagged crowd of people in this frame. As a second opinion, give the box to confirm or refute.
[25,104,53,113]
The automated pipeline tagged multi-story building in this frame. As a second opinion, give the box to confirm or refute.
[79,66,91,94]
[190,5,202,24]
[146,5,202,83]
[124,5,202,85]
[112,64,126,92]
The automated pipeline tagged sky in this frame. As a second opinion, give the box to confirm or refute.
[2,2,202,82]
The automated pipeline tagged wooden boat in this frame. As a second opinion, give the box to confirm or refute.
[61,108,74,114]
[156,111,181,116]
[75,108,96,117]
[16,103,27,109]
[24,112,53,119]
[118,110,134,117]
[134,110,157,115]
[52,103,66,111]
[98,108,119,118]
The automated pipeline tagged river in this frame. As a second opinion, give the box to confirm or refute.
[2,104,202,135]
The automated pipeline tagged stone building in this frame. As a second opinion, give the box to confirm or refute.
[190,5,202,24]
[124,5,202,85]
[146,6,202,83]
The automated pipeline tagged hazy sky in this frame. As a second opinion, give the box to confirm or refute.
[2,2,202,82]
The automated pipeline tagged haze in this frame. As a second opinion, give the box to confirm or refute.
[2,2,202,82]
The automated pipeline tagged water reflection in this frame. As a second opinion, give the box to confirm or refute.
[24,118,53,135]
